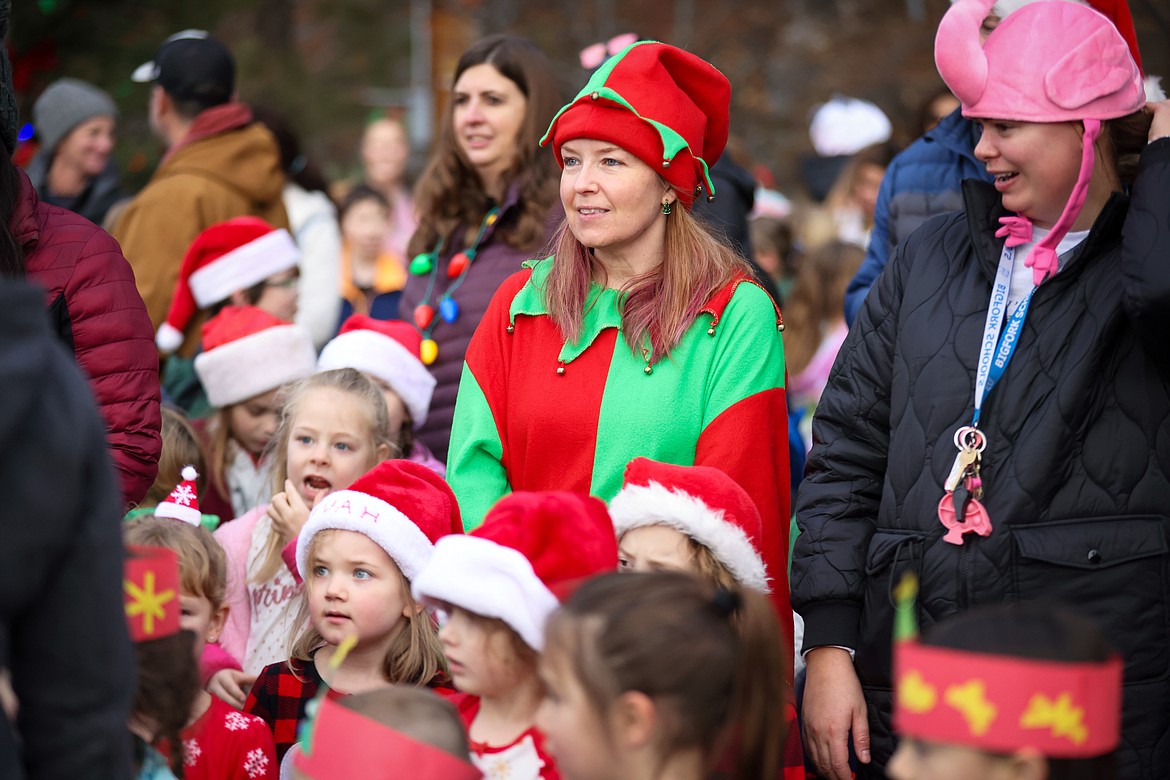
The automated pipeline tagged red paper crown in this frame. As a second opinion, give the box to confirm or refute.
[294,696,482,780]
[894,641,1123,757]
[123,545,181,642]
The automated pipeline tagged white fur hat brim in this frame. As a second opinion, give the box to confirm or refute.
[411,534,559,651]
[317,330,436,426]
[609,482,771,593]
[194,324,316,407]
[188,229,300,307]
[297,490,436,583]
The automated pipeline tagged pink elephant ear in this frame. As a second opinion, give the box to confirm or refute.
[1044,25,1140,110]
[934,0,996,107]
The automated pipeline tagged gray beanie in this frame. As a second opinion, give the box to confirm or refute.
[32,78,118,158]
[0,0,15,156]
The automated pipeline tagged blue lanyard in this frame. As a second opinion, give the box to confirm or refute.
[973,245,1035,426]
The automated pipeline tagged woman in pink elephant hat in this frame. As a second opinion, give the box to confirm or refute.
[789,0,1170,776]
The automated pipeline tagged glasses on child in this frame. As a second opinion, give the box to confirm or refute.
[264,270,300,289]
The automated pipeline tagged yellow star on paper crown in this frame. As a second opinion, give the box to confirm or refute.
[1020,692,1089,745]
[898,670,938,714]
[945,680,998,736]
[124,571,176,636]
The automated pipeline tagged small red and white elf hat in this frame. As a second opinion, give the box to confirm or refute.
[412,491,619,651]
[193,306,316,408]
[318,314,437,426]
[296,460,464,583]
[154,465,201,526]
[609,457,770,593]
[157,217,299,353]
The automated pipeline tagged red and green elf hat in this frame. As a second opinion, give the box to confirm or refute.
[540,40,731,209]
[892,575,1122,758]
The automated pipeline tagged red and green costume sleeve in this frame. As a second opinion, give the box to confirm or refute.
[449,258,791,623]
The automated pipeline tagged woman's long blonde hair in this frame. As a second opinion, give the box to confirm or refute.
[541,203,751,363]
[289,530,447,687]
[252,369,394,584]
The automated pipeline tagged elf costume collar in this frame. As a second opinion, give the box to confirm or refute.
[541,41,731,209]
[509,257,781,368]
[892,577,1122,758]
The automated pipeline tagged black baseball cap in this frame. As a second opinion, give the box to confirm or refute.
[131,29,235,104]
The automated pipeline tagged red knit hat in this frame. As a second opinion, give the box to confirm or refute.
[318,314,437,427]
[609,457,770,592]
[296,460,464,583]
[124,545,182,642]
[541,41,731,209]
[193,306,316,408]
[412,492,619,651]
[157,217,299,353]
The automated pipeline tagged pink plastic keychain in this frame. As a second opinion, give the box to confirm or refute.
[938,426,992,544]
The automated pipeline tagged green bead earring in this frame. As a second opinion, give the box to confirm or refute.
[661,199,673,216]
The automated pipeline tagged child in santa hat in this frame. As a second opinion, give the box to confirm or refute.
[158,217,302,417]
[193,306,317,523]
[317,314,444,475]
[887,578,1122,780]
[125,474,278,780]
[209,366,396,708]
[412,491,619,780]
[291,686,481,780]
[608,457,805,779]
[536,570,788,780]
[244,459,463,763]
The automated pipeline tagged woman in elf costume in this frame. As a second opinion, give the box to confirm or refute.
[791,0,1170,776]
[446,40,791,653]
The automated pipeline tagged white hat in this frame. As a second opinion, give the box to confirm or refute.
[193,306,316,408]
[609,458,770,592]
[412,492,619,651]
[808,96,892,157]
[317,315,436,426]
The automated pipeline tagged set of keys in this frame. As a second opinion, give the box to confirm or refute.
[937,426,992,544]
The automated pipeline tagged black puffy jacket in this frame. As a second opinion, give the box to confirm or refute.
[791,138,1170,779]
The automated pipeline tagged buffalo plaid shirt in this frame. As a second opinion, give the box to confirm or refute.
[244,657,336,764]
[244,653,455,764]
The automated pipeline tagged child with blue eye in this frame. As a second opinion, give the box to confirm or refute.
[242,459,463,764]
[209,368,395,709]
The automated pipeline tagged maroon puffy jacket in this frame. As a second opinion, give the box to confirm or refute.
[15,170,161,506]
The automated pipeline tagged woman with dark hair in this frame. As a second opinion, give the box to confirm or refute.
[791,0,1170,776]
[401,34,564,461]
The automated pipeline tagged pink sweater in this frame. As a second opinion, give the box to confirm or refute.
[213,507,305,675]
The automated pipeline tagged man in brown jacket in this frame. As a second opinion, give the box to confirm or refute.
[113,30,289,360]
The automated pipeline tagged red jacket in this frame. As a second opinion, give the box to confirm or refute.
[16,169,161,506]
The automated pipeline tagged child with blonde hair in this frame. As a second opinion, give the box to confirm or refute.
[244,459,463,762]
[125,476,277,779]
[317,314,444,474]
[209,366,395,707]
[194,306,317,523]
[412,492,619,779]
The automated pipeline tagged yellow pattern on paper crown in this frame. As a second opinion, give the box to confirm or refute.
[898,670,938,714]
[945,680,998,736]
[124,571,176,636]
[1020,693,1089,745]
